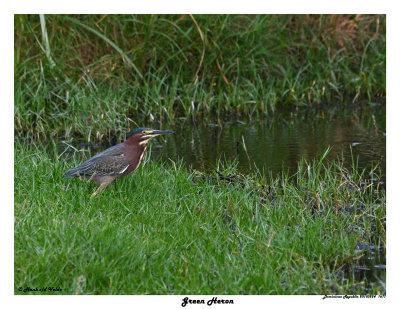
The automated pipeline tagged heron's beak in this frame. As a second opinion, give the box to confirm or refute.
[148,129,174,136]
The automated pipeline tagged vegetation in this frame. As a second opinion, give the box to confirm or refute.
[14,143,385,294]
[14,14,385,141]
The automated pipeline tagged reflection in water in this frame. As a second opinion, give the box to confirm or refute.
[149,108,386,179]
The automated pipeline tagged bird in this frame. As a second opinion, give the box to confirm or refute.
[65,128,174,198]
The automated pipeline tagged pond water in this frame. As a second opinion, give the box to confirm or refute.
[149,107,386,180]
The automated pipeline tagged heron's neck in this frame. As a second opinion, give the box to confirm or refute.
[124,134,151,147]
[124,139,148,157]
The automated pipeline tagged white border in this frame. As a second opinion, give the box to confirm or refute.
[3,1,397,308]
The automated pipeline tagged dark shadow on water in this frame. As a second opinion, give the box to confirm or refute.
[150,106,386,181]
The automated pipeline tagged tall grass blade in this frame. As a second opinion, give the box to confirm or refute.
[39,14,55,68]
[64,16,144,81]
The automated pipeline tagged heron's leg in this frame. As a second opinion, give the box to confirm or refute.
[90,183,108,199]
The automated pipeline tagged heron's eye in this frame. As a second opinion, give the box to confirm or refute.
[142,130,153,134]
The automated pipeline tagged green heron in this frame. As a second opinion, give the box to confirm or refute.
[65,128,174,198]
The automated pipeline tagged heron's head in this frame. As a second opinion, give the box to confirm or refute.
[125,128,174,146]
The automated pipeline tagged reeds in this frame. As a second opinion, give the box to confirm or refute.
[15,14,386,141]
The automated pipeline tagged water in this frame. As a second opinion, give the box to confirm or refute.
[149,107,386,180]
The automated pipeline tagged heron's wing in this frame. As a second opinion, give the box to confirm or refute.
[76,155,129,177]
[65,143,129,177]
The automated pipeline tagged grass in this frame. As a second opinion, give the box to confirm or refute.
[14,14,386,142]
[14,142,385,295]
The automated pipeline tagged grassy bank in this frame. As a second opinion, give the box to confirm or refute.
[14,14,385,141]
[14,143,385,295]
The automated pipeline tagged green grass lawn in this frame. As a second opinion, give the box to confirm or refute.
[14,143,385,295]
